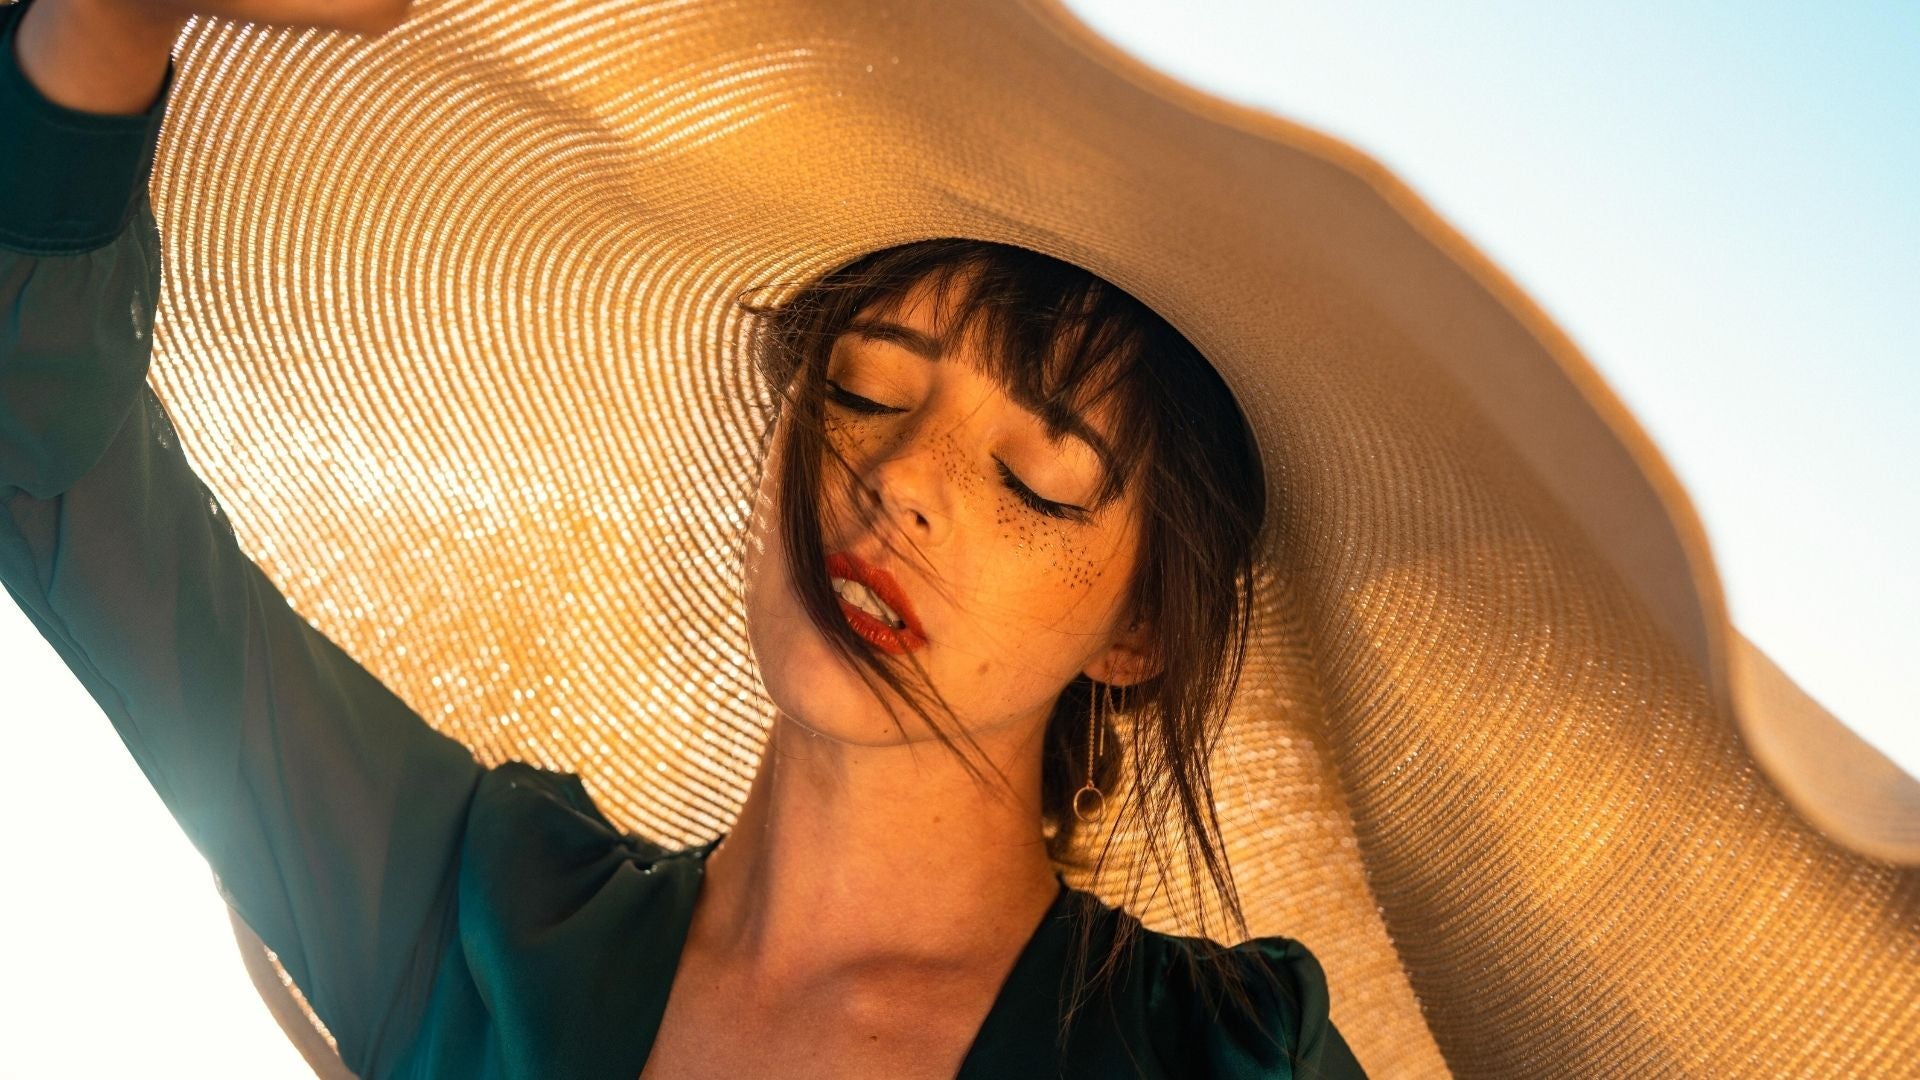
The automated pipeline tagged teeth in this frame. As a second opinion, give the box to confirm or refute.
[829,576,906,630]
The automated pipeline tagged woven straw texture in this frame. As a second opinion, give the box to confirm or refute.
[128,0,1919,1074]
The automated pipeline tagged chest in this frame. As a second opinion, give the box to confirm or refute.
[637,950,1004,1080]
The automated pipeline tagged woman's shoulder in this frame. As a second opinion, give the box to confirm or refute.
[1108,907,1366,1079]
[456,760,711,962]
[467,759,688,865]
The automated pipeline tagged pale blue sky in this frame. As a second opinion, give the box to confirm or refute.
[2,2,1913,1073]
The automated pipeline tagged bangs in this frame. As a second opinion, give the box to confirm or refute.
[750,240,1162,510]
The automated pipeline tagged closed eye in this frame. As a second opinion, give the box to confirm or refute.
[826,379,1089,524]
[825,380,903,415]
[996,458,1089,523]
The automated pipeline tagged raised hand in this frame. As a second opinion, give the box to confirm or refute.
[15,0,416,115]
[96,0,419,37]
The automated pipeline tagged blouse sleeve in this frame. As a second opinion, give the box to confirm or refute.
[0,3,486,1076]
[1202,936,1370,1079]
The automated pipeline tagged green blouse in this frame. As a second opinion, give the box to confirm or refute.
[0,2,1364,1075]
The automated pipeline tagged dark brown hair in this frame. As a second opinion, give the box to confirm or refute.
[737,238,1283,1052]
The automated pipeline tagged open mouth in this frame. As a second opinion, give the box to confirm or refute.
[824,551,927,655]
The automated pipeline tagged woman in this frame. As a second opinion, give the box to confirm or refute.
[2,0,1362,1075]
[661,241,1332,1075]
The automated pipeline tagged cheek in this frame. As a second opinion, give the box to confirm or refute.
[740,469,880,729]
[958,501,1128,678]
[824,412,884,467]
[985,488,1105,592]
[738,428,930,739]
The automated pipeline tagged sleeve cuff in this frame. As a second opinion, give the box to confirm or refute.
[0,0,176,254]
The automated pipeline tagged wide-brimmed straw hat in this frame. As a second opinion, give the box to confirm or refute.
[113,0,1920,1074]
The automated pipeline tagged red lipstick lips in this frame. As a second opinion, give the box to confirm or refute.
[824,551,928,655]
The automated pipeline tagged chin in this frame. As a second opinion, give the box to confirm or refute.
[745,564,925,747]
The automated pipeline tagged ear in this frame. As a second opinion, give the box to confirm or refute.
[1082,615,1160,687]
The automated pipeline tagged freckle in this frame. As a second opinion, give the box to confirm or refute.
[976,661,989,675]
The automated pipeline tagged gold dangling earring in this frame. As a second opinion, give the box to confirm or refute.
[1072,681,1108,823]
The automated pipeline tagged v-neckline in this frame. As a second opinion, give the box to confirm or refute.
[632,833,1076,1077]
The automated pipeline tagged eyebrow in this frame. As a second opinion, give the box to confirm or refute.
[846,317,1123,502]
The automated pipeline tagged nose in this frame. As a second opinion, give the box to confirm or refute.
[854,423,952,548]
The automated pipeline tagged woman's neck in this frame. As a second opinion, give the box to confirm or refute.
[690,710,1064,983]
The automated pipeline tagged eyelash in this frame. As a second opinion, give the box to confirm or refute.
[824,380,1089,523]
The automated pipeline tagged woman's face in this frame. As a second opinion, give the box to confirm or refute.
[743,274,1153,746]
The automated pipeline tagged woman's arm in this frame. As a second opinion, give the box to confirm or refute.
[0,0,484,1073]
[15,0,185,116]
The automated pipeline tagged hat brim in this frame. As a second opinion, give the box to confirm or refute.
[1729,628,1920,863]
